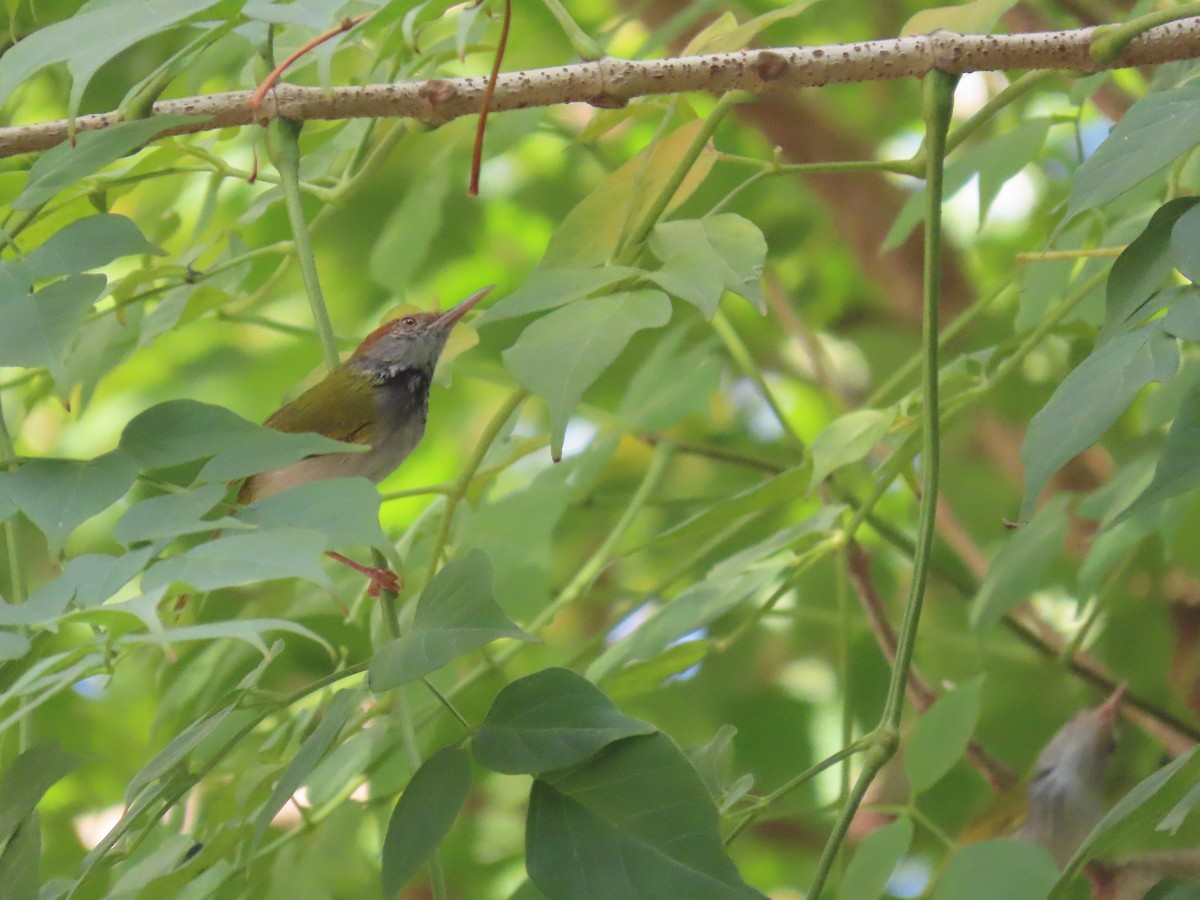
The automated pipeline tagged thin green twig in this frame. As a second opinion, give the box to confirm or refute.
[808,68,958,899]
[266,117,340,372]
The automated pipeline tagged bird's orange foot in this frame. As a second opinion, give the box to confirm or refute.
[325,551,402,597]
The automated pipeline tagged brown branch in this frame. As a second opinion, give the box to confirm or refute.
[846,541,1017,794]
[3,19,1200,158]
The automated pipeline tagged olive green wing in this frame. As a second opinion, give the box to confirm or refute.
[263,366,377,445]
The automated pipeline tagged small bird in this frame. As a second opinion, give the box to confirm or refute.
[962,686,1124,869]
[238,285,493,594]
[1012,686,1123,868]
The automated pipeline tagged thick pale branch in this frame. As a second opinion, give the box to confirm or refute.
[2,19,1199,158]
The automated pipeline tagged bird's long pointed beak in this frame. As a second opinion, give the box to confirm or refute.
[1097,684,1126,723]
[435,285,493,331]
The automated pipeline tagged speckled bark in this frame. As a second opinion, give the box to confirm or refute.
[1,18,1199,157]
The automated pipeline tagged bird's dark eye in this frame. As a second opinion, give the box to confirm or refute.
[402,316,417,327]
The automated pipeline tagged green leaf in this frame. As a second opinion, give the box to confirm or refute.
[527,733,766,899]
[904,676,983,794]
[0,1,222,122]
[1113,384,1200,523]
[604,640,710,701]
[238,478,389,553]
[368,160,451,289]
[1162,291,1200,342]
[380,747,473,899]
[970,496,1070,631]
[255,688,360,838]
[3,450,138,552]
[368,549,532,691]
[655,467,810,548]
[502,290,672,461]
[141,529,331,592]
[13,115,204,210]
[808,408,896,490]
[616,330,722,431]
[0,273,106,382]
[974,120,1051,227]
[935,840,1058,900]
[0,547,155,626]
[541,122,716,268]
[119,399,364,480]
[0,741,78,847]
[1058,748,1200,880]
[473,668,655,775]
[0,632,31,662]
[648,214,767,315]
[125,705,236,803]
[900,0,1018,36]
[1065,80,1200,222]
[481,266,642,324]
[1020,324,1179,520]
[113,484,232,545]
[457,464,572,622]
[1169,201,1200,283]
[121,618,330,656]
[684,1,818,54]
[588,568,778,683]
[1102,199,1199,342]
[25,214,164,280]
[0,811,39,900]
[841,817,914,900]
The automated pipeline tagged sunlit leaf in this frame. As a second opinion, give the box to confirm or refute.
[684,1,818,54]
[12,115,203,210]
[808,408,896,490]
[901,0,1018,36]
[473,667,655,774]
[25,214,165,280]
[0,1,222,122]
[648,214,767,315]
[503,290,672,461]
[541,122,716,269]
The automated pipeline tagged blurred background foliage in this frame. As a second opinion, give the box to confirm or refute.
[2,0,1200,897]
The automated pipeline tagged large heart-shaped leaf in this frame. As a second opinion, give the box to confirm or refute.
[473,668,654,774]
